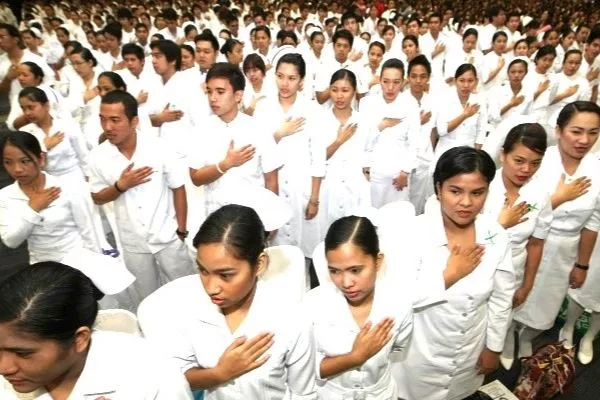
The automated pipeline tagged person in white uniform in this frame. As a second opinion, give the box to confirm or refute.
[188,62,281,217]
[419,13,448,82]
[88,91,195,310]
[317,69,372,239]
[444,28,484,86]
[170,205,317,399]
[304,215,413,399]
[524,45,558,141]
[434,64,487,163]
[394,146,515,400]
[514,101,600,357]
[63,47,103,126]
[0,262,193,400]
[482,31,509,93]
[360,58,420,208]
[254,53,326,257]
[482,124,553,369]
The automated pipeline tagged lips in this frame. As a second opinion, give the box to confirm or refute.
[456,211,472,218]
[343,291,361,299]
[210,296,225,305]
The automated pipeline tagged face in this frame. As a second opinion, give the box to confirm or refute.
[535,53,555,73]
[119,17,132,29]
[507,16,520,31]
[429,17,441,34]
[181,49,195,70]
[228,20,239,36]
[494,10,506,26]
[492,35,507,53]
[140,15,151,28]
[456,70,477,96]
[1,144,43,185]
[275,62,302,98]
[206,77,242,118]
[155,17,166,29]
[195,41,217,69]
[245,66,264,86]
[508,62,527,85]
[343,18,358,36]
[285,20,295,31]
[419,22,429,36]
[99,102,138,145]
[463,34,477,52]
[383,28,395,43]
[86,32,97,48]
[151,49,174,75]
[380,67,403,102]
[70,53,93,77]
[438,172,488,227]
[368,46,384,68]
[22,32,37,50]
[96,76,118,97]
[334,38,351,62]
[545,31,559,47]
[105,33,120,52]
[17,65,40,88]
[408,64,429,94]
[586,39,600,60]
[227,43,244,65]
[197,243,264,310]
[577,27,590,43]
[563,53,582,76]
[19,96,49,124]
[327,243,382,305]
[377,20,387,35]
[166,19,178,32]
[501,143,543,186]
[407,21,419,36]
[556,112,600,159]
[330,78,355,110]
[514,41,529,56]
[255,31,270,51]
[296,19,304,31]
[561,32,575,49]
[56,29,69,45]
[254,16,265,27]
[402,39,418,60]
[95,34,107,52]
[0,324,88,394]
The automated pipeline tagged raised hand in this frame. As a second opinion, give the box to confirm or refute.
[351,318,395,363]
[28,186,61,212]
[554,174,591,205]
[117,163,154,191]
[446,244,485,281]
[160,103,184,123]
[215,333,274,381]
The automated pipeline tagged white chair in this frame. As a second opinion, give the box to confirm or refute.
[311,241,330,286]
[424,194,440,215]
[93,309,142,336]
[261,245,308,303]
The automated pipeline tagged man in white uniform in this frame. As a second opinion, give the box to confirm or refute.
[88,91,195,310]
[194,31,219,84]
[419,13,449,82]
[478,5,507,52]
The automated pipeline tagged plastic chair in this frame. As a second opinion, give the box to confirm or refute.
[93,309,142,336]
[261,245,308,303]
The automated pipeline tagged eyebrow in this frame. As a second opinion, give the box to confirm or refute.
[328,264,364,270]
[3,346,36,352]
[195,260,236,273]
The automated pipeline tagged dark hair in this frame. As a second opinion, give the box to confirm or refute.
[369,41,385,54]
[332,29,354,47]
[242,53,266,75]
[151,33,165,41]
[206,62,245,91]
[433,146,496,194]
[508,58,528,72]
[492,31,508,43]
[162,8,178,21]
[525,19,540,30]
[255,25,271,39]
[277,30,298,45]
[0,262,98,344]
[150,39,182,70]
[55,26,70,39]
[556,101,600,130]
[542,29,558,41]
[0,23,25,48]
[463,27,479,41]
[381,25,395,38]
[534,44,557,62]
[98,71,127,91]
[503,123,547,155]
[0,130,44,167]
[19,86,49,104]
[276,53,306,79]
[220,38,242,57]
[513,38,528,50]
[402,34,419,48]
[341,11,358,26]
[193,204,266,267]
[116,7,134,20]
[101,90,138,121]
[71,47,98,67]
[135,22,149,31]
[381,58,404,75]
[562,49,582,65]
[121,43,144,60]
[180,43,195,58]
[195,31,220,52]
[330,68,357,90]
[21,61,45,82]
[103,22,123,41]
[454,63,477,79]
[325,216,379,259]
[586,25,600,44]
[310,30,324,42]
[486,4,505,20]
[407,16,421,27]
[429,12,442,23]
[408,54,431,76]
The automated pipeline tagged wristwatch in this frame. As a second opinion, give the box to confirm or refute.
[176,229,189,239]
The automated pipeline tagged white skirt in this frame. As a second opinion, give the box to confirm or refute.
[568,236,600,312]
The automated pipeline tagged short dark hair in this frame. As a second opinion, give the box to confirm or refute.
[116,8,133,20]
[277,30,298,45]
[254,25,271,39]
[162,8,178,21]
[101,90,138,121]
[276,53,306,79]
[332,29,354,47]
[150,39,182,70]
[381,58,405,75]
[502,123,547,155]
[341,11,358,26]
[242,53,266,75]
[433,146,496,195]
[454,63,478,79]
[408,54,431,76]
[206,62,245,91]
[195,31,220,52]
[325,216,379,259]
[98,71,127,91]
[121,43,145,60]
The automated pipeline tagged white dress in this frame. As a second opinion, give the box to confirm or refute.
[318,109,372,239]
[303,281,413,399]
[546,73,590,130]
[254,94,326,256]
[393,209,515,400]
[482,51,508,93]
[514,146,600,329]
[523,70,559,140]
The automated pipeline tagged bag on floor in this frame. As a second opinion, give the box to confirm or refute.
[513,342,575,400]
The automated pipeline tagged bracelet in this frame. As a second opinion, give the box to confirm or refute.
[308,199,319,206]
[574,263,589,271]
[114,181,125,193]
[216,162,225,174]
[176,229,189,239]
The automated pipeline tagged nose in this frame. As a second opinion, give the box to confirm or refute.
[341,272,354,289]
[459,194,473,207]
[206,277,221,296]
[0,352,19,376]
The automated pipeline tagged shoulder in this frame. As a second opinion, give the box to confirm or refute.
[0,182,19,201]
[88,141,115,162]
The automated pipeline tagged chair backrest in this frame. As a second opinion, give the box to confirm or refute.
[260,245,307,303]
[311,241,330,286]
[424,194,439,215]
[93,309,142,336]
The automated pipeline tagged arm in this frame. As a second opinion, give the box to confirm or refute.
[576,228,598,268]
[264,170,279,195]
[320,353,363,379]
[91,184,122,206]
[189,164,224,186]
[445,111,469,133]
[184,367,231,390]
[0,200,41,248]
[520,237,544,294]
[172,185,187,234]
[315,89,330,104]
[67,124,90,173]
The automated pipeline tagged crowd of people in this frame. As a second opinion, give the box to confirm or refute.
[0,0,600,399]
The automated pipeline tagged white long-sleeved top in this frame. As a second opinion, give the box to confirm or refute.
[419,31,449,79]
[171,281,318,400]
[0,49,55,105]
[0,331,193,399]
[0,172,99,263]
[303,281,413,399]
[523,69,559,124]
[394,209,515,400]
[6,84,69,130]
[482,51,508,92]
[546,72,591,128]
[487,82,533,129]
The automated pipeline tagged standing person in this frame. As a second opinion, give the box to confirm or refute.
[254,54,325,257]
[0,262,193,399]
[525,45,558,139]
[483,124,553,368]
[360,58,420,207]
[482,31,508,92]
[394,146,515,400]
[444,28,484,86]
[87,90,195,310]
[169,205,317,399]
[194,31,219,84]
[188,63,281,217]
[514,101,600,357]
[419,13,447,82]
[241,54,272,116]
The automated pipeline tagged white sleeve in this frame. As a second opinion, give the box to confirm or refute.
[400,104,420,173]
[485,240,516,352]
[87,153,111,194]
[257,126,283,174]
[487,88,502,124]
[584,194,600,232]
[532,195,553,240]
[285,322,318,399]
[435,97,452,137]
[0,196,41,249]
[68,186,101,253]
[162,141,187,189]
[475,99,488,145]
[67,122,90,173]
[391,305,413,353]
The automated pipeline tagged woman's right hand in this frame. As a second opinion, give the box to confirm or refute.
[215,333,274,381]
[554,173,591,205]
[351,318,395,364]
[445,244,485,282]
[28,187,61,212]
[44,132,65,150]
[498,200,529,229]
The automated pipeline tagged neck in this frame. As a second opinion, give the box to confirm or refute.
[510,81,521,94]
[252,80,263,91]
[20,171,45,192]
[279,91,297,108]
[116,130,137,157]
[442,211,473,235]
[223,282,256,317]
[333,106,352,120]
[162,68,176,83]
[502,172,521,197]
[8,46,23,59]
[410,88,424,100]
[39,114,53,131]
[348,288,375,309]
[110,47,120,57]
[46,351,88,399]
[220,107,239,123]
[431,31,439,39]
[559,145,582,174]
[458,92,469,103]
[335,56,348,64]
[535,66,546,74]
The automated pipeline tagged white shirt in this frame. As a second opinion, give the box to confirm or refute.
[0,173,99,264]
[6,84,68,130]
[547,72,590,127]
[419,31,449,78]
[487,82,533,128]
[477,24,507,51]
[171,281,317,400]
[0,49,55,104]
[187,112,282,215]
[524,69,559,123]
[304,282,412,398]
[482,51,508,91]
[159,27,185,43]
[88,135,187,253]
[394,210,515,400]
[444,47,485,83]
[0,331,193,399]
[410,90,439,166]
[314,58,367,109]
[242,78,276,111]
